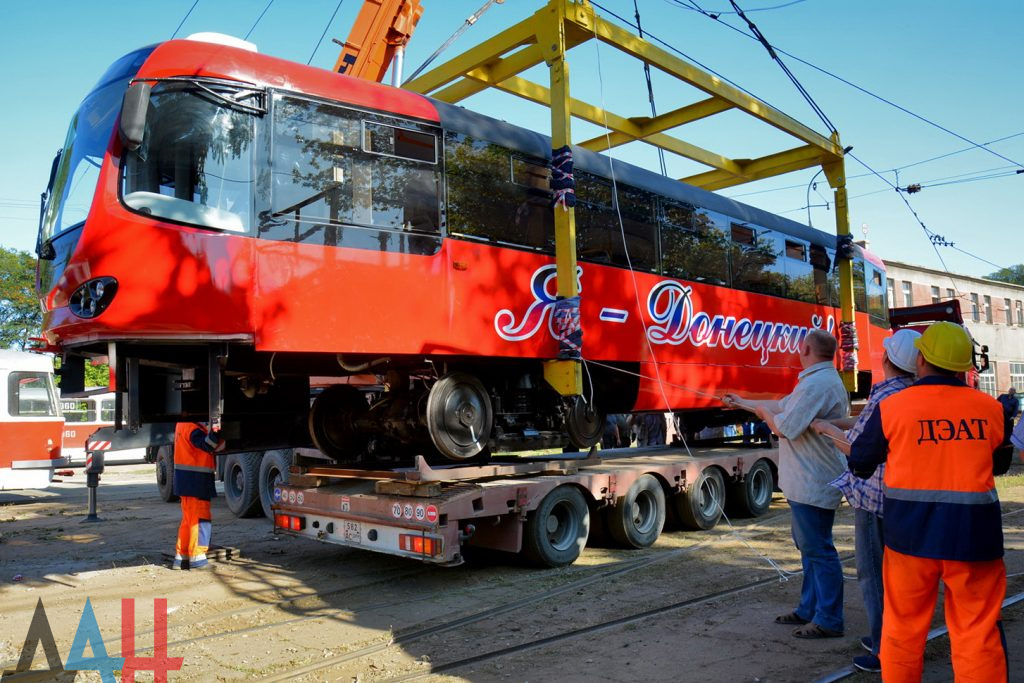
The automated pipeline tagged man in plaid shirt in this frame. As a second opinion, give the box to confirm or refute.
[811,328,921,673]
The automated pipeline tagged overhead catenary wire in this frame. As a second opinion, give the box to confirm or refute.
[244,0,275,41]
[669,0,1024,170]
[170,0,201,39]
[307,0,346,66]
[632,0,669,176]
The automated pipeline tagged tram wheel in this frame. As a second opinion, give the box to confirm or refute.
[426,372,493,461]
[309,385,368,461]
[607,474,666,549]
[522,486,590,567]
[565,395,603,449]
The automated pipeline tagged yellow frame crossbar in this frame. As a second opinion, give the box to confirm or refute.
[405,0,857,394]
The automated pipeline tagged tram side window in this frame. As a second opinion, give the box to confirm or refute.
[7,373,60,418]
[729,224,785,298]
[783,238,817,304]
[809,244,834,306]
[445,133,553,251]
[660,202,728,285]
[122,86,256,233]
[852,260,869,313]
[865,264,889,324]
[61,399,95,423]
[575,174,657,272]
[264,96,440,248]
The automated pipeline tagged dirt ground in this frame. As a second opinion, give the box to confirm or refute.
[2,459,1024,682]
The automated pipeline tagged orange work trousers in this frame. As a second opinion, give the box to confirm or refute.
[175,496,212,567]
[880,547,1007,682]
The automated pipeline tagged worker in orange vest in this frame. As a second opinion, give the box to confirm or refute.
[849,321,1010,682]
[172,422,224,570]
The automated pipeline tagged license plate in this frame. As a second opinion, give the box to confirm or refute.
[343,521,361,543]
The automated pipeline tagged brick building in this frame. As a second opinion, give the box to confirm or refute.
[884,259,1024,398]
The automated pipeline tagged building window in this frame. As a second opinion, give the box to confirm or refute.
[887,279,895,308]
[931,286,940,303]
[946,288,955,300]
[902,281,913,307]
[1006,298,1013,326]
[984,295,992,324]
[971,293,980,322]
[1017,301,1023,326]
[1011,362,1024,392]
[977,367,997,398]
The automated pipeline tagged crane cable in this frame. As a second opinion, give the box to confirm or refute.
[404,0,504,85]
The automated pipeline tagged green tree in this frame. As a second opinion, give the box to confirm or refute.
[0,247,41,349]
[987,265,1024,286]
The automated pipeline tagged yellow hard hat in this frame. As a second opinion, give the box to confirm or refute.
[913,321,973,372]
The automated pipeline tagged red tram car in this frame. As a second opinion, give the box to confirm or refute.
[36,35,890,462]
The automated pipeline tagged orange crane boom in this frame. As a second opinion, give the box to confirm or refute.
[333,0,424,83]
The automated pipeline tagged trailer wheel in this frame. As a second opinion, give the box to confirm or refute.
[675,467,725,530]
[309,386,368,461]
[155,446,178,503]
[522,486,590,567]
[728,458,774,518]
[608,474,666,548]
[224,452,263,518]
[426,372,493,461]
[565,396,603,449]
[259,450,291,519]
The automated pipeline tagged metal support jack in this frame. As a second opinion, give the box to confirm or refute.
[81,450,105,523]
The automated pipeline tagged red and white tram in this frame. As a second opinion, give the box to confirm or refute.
[36,35,890,462]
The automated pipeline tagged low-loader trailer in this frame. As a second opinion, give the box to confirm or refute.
[272,445,779,567]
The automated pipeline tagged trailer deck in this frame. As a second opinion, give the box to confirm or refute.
[273,445,779,567]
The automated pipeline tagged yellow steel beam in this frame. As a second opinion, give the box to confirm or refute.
[682,144,827,191]
[475,73,744,178]
[578,97,733,151]
[576,5,843,160]
[539,0,582,397]
[823,155,858,392]
[402,17,539,95]
[428,44,546,103]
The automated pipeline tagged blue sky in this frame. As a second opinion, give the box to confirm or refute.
[2,0,1021,279]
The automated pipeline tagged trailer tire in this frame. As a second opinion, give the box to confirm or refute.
[675,467,725,530]
[608,474,665,548]
[259,450,292,519]
[223,452,263,518]
[522,486,590,568]
[155,446,178,503]
[728,458,774,518]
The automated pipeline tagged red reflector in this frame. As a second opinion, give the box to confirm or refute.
[274,514,288,528]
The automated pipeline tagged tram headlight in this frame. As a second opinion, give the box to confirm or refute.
[69,277,118,319]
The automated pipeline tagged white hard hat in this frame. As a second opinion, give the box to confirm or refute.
[883,328,922,374]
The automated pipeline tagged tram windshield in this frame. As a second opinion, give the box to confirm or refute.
[39,48,153,248]
[122,81,261,233]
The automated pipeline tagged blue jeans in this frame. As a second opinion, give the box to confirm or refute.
[854,507,884,655]
[789,500,844,632]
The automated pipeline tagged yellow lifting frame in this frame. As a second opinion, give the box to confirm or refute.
[404,0,858,394]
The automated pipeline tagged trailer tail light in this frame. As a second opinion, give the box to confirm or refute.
[399,534,441,556]
[275,514,305,531]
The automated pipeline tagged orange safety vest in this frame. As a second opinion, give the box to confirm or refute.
[878,378,1004,561]
[172,422,217,500]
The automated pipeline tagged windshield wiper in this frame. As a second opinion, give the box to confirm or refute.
[130,76,267,115]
